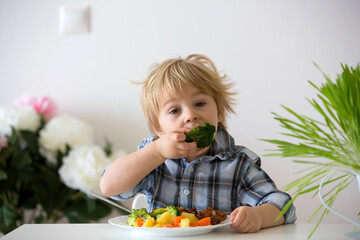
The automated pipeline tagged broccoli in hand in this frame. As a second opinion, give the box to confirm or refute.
[185,122,216,149]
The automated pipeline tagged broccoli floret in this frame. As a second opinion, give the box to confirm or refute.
[185,122,216,149]
[166,205,179,216]
[133,208,150,219]
[149,206,179,219]
[149,208,167,218]
[127,208,151,226]
[126,213,139,226]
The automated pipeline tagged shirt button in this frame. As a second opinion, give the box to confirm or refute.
[184,189,190,195]
[188,167,194,173]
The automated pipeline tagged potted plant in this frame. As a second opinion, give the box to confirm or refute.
[262,64,360,238]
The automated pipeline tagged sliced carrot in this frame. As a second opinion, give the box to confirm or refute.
[136,217,144,227]
[190,221,199,227]
[172,216,186,227]
[197,217,211,226]
[162,224,175,228]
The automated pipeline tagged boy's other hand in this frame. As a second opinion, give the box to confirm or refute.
[230,206,262,233]
[154,131,200,159]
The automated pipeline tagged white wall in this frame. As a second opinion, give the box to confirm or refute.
[1,0,359,224]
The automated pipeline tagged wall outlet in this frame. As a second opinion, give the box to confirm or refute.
[59,4,91,35]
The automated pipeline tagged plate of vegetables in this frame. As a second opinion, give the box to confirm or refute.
[108,206,231,237]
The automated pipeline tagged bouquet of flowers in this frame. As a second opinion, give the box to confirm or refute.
[0,94,127,234]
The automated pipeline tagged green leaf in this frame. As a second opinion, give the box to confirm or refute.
[56,144,71,169]
[261,63,360,238]
[86,197,96,213]
[7,127,20,146]
[104,138,113,157]
[32,182,51,209]
[0,203,18,231]
[20,130,39,154]
[34,214,45,223]
[0,168,8,180]
[0,146,15,164]
[15,151,32,170]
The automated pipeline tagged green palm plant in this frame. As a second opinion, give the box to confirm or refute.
[261,63,360,238]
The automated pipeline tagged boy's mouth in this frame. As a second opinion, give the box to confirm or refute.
[184,125,200,134]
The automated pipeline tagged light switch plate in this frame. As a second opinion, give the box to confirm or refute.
[59,4,91,35]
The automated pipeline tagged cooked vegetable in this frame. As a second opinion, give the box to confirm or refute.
[179,218,190,228]
[185,122,216,149]
[127,206,225,228]
[172,216,186,227]
[180,212,198,222]
[143,217,156,227]
[190,221,198,227]
[156,212,173,225]
[127,208,150,226]
[150,208,167,218]
[126,213,139,226]
[133,208,151,219]
[162,224,175,228]
[197,217,211,226]
[136,217,144,227]
[149,205,179,219]
[166,205,179,217]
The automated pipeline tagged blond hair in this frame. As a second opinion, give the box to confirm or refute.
[138,54,236,134]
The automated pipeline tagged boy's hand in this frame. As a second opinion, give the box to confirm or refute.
[154,131,201,159]
[230,206,262,233]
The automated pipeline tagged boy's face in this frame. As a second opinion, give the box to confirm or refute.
[155,84,223,138]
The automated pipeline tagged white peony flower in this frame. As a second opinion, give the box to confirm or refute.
[39,114,94,164]
[58,145,111,194]
[0,105,40,136]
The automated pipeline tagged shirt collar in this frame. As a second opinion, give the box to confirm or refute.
[192,127,236,163]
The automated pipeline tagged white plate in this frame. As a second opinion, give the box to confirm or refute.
[108,215,232,237]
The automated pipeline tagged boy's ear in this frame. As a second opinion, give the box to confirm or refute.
[218,111,224,123]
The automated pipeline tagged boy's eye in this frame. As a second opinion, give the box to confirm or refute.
[169,108,180,115]
[195,102,206,107]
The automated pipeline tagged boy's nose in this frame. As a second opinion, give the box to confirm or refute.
[184,109,198,123]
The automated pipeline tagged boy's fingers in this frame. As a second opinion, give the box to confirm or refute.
[231,211,245,229]
[172,132,186,141]
[240,219,251,231]
[229,208,238,221]
[235,219,252,233]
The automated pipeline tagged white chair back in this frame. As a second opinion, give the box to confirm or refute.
[131,193,148,210]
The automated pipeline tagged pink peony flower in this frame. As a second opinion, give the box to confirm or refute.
[34,97,57,122]
[14,94,57,122]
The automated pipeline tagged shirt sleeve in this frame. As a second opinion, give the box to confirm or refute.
[108,135,156,201]
[110,174,153,201]
[237,159,297,224]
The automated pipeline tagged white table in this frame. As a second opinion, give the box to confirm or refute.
[1,223,357,240]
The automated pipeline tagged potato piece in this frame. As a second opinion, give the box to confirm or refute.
[180,218,190,228]
[180,212,198,223]
[153,223,162,228]
[142,217,155,227]
[156,212,173,225]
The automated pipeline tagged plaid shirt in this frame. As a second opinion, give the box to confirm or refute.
[110,127,296,224]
